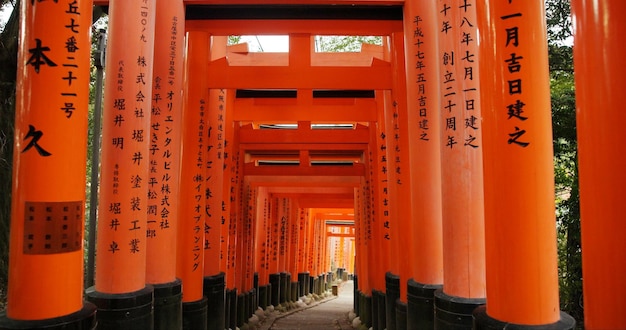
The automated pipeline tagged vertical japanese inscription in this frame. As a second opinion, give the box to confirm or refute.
[501,1,529,147]
[378,131,391,241]
[412,14,431,142]
[190,99,206,272]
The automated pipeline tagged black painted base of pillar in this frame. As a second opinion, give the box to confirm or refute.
[250,288,257,316]
[86,285,154,330]
[434,289,484,329]
[269,274,280,307]
[236,294,245,328]
[227,289,238,330]
[309,276,315,295]
[352,275,360,315]
[357,291,363,317]
[385,272,400,330]
[279,273,289,305]
[182,297,207,330]
[407,279,441,330]
[376,291,387,330]
[253,273,259,311]
[291,282,299,302]
[153,279,182,330]
[473,306,576,330]
[203,273,225,330]
[297,273,307,297]
[0,302,97,330]
[224,289,231,330]
[363,293,372,328]
[372,290,379,330]
[396,300,408,330]
[258,284,269,309]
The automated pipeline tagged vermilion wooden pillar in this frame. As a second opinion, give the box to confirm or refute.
[474,1,575,328]
[277,198,291,306]
[435,0,486,328]
[146,0,184,328]
[380,87,403,330]
[85,1,156,329]
[356,179,373,328]
[385,31,421,330]
[0,0,97,328]
[402,1,445,329]
[572,1,626,328]
[222,98,240,330]
[370,109,391,330]
[255,188,271,309]
[268,197,282,308]
[229,131,245,329]
[296,207,309,299]
[177,30,209,330]
[202,36,228,330]
[288,199,300,301]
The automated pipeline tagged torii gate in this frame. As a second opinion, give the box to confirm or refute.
[1,1,625,330]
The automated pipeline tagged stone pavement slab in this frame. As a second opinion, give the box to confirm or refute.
[256,280,355,330]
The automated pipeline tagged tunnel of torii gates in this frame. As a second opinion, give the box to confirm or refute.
[1,0,625,329]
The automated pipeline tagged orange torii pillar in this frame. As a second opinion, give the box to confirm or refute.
[312,214,326,295]
[222,107,240,330]
[287,200,301,302]
[0,0,96,329]
[268,197,282,308]
[228,131,245,330]
[245,184,259,316]
[177,30,209,330]
[572,1,626,328]
[306,211,317,295]
[402,1,446,329]
[145,0,184,328]
[473,1,575,328]
[361,130,379,329]
[296,207,310,299]
[384,32,418,330]
[302,209,314,295]
[277,198,292,306]
[373,91,392,330]
[85,1,156,329]
[379,87,403,330]
[217,89,234,328]
[319,217,330,294]
[235,182,256,326]
[355,180,373,329]
[202,37,228,330]
[434,1,487,328]
[255,188,271,309]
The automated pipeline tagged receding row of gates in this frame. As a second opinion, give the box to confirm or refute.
[1,1,625,330]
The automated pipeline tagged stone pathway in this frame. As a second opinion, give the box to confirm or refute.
[258,281,355,330]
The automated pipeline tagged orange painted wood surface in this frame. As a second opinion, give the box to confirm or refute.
[176,30,209,303]
[403,0,444,288]
[146,0,184,286]
[573,1,626,328]
[436,0,486,299]
[477,0,560,324]
[7,0,93,319]
[94,0,155,295]
[203,37,228,278]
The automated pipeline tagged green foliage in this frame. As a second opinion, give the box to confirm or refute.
[545,0,583,324]
[315,36,382,53]
[0,0,18,305]
[228,35,242,46]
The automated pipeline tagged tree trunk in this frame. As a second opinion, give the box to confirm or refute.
[0,0,19,295]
